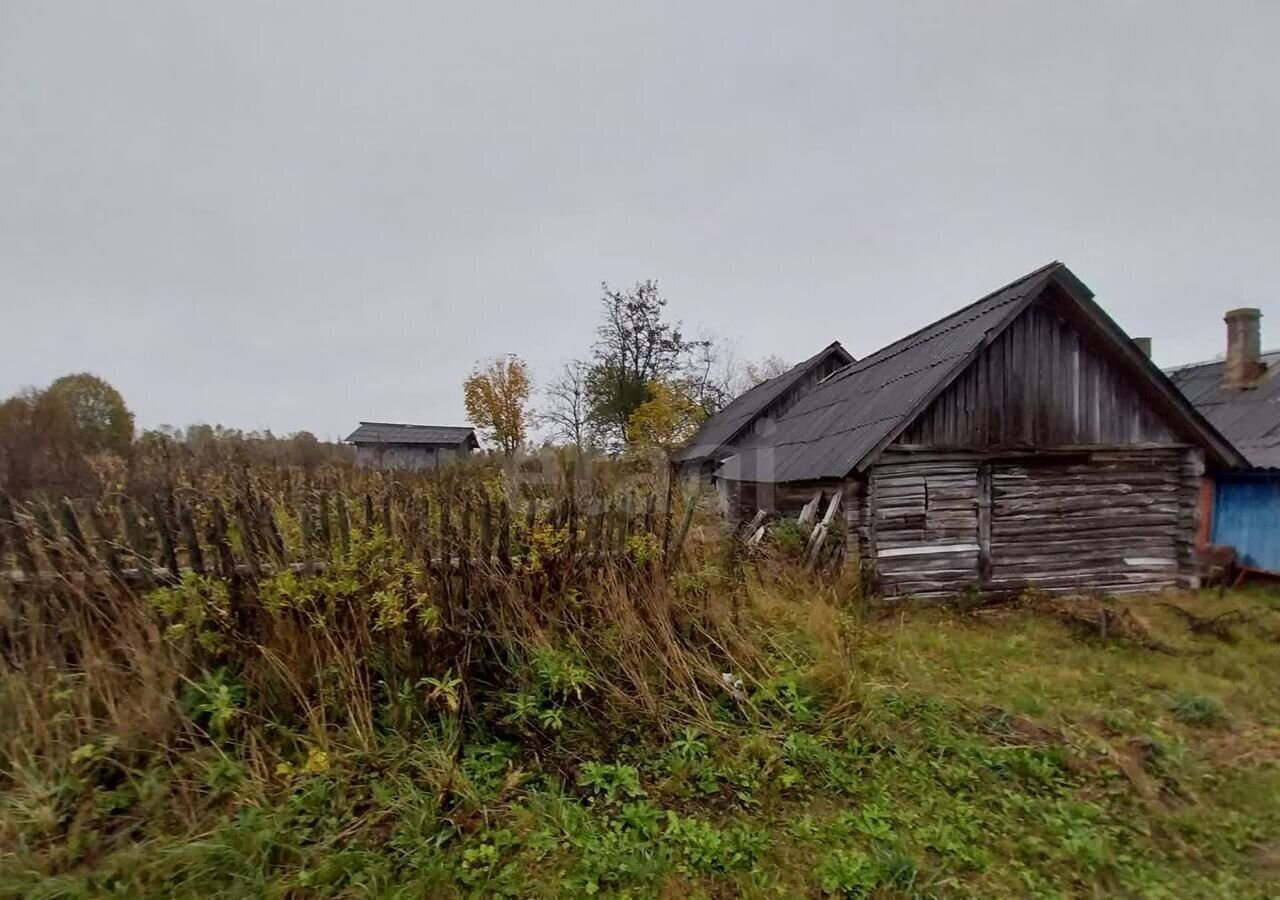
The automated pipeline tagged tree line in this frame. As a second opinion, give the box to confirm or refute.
[463,279,789,455]
[0,374,347,499]
[1,278,785,497]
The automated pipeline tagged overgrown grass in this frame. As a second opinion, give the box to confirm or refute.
[2,548,1279,897]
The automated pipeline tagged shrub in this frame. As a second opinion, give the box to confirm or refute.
[770,518,809,558]
[1170,692,1226,727]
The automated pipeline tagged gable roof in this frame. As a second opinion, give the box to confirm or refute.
[672,341,854,464]
[718,262,1244,483]
[1166,352,1280,468]
[345,422,479,447]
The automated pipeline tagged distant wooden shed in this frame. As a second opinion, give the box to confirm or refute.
[345,422,479,470]
[715,262,1244,598]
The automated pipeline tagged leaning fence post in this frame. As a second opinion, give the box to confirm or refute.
[660,471,675,559]
[565,497,578,564]
[317,493,332,555]
[524,496,537,544]
[621,495,634,547]
[480,494,493,564]
[59,498,96,565]
[208,499,238,582]
[336,494,352,558]
[34,503,66,575]
[439,492,453,567]
[601,500,614,558]
[0,495,37,576]
[460,497,473,601]
[0,496,8,572]
[117,497,153,586]
[420,494,433,565]
[180,502,206,576]
[666,491,698,574]
[497,498,511,571]
[234,498,264,581]
[299,500,314,569]
[258,499,286,566]
[118,496,150,568]
[150,496,180,582]
[88,502,124,581]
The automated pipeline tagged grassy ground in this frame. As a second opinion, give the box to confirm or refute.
[3,581,1279,898]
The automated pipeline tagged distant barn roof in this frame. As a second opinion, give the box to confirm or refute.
[1166,352,1280,468]
[672,342,854,463]
[345,422,478,446]
[719,262,1242,483]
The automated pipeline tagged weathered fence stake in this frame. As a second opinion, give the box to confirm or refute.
[336,495,352,557]
[317,493,332,553]
[666,492,698,574]
[180,503,206,576]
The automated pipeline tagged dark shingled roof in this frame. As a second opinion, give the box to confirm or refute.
[718,262,1244,483]
[672,342,854,464]
[345,422,478,446]
[1166,352,1280,469]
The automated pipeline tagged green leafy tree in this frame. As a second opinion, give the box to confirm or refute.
[586,280,704,449]
[44,373,134,454]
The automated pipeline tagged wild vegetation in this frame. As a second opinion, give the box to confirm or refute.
[1,281,1276,897]
[1,458,1278,897]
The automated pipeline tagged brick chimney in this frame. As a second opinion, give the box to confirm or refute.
[1133,337,1152,358]
[1223,307,1264,389]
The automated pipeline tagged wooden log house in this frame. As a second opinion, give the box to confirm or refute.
[703,262,1245,598]
[1167,308,1280,576]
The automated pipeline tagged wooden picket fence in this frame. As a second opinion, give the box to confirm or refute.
[0,480,701,597]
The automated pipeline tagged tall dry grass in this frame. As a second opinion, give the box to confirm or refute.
[0,491,865,881]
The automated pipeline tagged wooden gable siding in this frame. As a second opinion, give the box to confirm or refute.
[896,299,1177,449]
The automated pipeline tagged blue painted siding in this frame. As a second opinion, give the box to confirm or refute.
[1212,474,1280,571]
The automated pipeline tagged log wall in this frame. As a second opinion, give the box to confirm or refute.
[867,458,981,597]
[867,447,1202,599]
[986,447,1201,595]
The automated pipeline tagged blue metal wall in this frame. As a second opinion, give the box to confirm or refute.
[1212,473,1280,572]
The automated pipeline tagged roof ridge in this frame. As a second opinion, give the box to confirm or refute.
[1166,348,1280,374]
[358,421,471,428]
[815,262,1060,388]
[801,264,1060,405]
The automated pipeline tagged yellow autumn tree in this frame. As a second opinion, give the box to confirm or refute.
[625,381,705,450]
[463,355,532,456]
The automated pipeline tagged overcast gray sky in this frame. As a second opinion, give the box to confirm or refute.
[2,2,1277,439]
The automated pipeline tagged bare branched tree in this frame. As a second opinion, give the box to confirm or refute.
[539,360,591,451]
[682,333,742,417]
[740,353,791,391]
